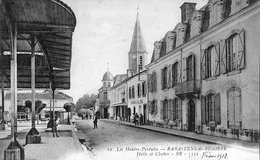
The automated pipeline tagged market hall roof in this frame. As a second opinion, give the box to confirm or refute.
[5,91,72,100]
[0,0,76,89]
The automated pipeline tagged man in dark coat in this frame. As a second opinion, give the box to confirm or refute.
[93,116,98,129]
[140,114,144,125]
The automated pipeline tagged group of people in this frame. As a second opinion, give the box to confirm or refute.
[133,113,144,126]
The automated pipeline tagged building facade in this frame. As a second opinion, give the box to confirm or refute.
[127,71,148,123]
[97,71,114,119]
[147,0,259,142]
[109,74,128,121]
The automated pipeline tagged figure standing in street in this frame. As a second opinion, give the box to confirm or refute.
[93,116,98,129]
[52,117,59,137]
[134,113,139,125]
[140,114,144,125]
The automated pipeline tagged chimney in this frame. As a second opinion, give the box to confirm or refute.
[180,2,197,23]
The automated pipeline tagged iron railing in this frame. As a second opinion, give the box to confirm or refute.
[175,80,200,95]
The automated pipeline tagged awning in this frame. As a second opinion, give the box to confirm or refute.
[0,0,76,89]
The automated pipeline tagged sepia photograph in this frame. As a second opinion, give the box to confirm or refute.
[0,0,259,160]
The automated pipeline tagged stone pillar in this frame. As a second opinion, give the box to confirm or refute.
[4,22,25,160]
[25,36,41,144]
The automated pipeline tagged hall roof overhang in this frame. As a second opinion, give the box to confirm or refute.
[0,0,76,89]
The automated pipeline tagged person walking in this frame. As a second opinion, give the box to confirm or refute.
[93,116,98,129]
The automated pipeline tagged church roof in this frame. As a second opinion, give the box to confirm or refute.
[129,13,147,53]
[102,71,113,81]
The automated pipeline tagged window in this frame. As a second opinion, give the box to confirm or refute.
[150,100,157,115]
[227,34,240,72]
[172,62,179,86]
[201,92,221,126]
[202,43,220,79]
[129,87,131,99]
[161,67,168,89]
[172,98,179,120]
[149,72,157,93]
[137,83,141,98]
[186,55,195,81]
[205,46,217,78]
[207,94,214,122]
[139,56,143,70]
[131,86,135,98]
[221,29,245,74]
[142,82,146,96]
[227,87,242,129]
[104,92,107,101]
[161,99,168,120]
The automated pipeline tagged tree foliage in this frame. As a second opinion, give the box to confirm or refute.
[23,100,46,114]
[63,102,75,112]
[75,93,97,112]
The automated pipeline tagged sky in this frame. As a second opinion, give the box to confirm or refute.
[61,0,207,102]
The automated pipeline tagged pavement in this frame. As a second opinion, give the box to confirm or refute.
[0,121,89,160]
[101,119,259,153]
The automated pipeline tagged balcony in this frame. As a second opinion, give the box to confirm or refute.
[99,99,110,106]
[175,80,200,97]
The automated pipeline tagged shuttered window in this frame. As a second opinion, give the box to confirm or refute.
[132,86,135,98]
[129,87,131,99]
[168,100,172,120]
[150,72,157,93]
[142,82,146,96]
[172,62,179,86]
[162,99,168,120]
[201,95,206,123]
[186,55,195,81]
[172,99,176,120]
[214,93,221,124]
[202,92,221,126]
[168,65,172,88]
[202,42,220,79]
[160,101,163,120]
[173,98,179,121]
[226,29,245,73]
[207,94,214,121]
[227,87,242,129]
[137,84,141,97]
[161,67,168,90]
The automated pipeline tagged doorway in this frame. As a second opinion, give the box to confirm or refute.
[104,107,108,119]
[188,100,195,132]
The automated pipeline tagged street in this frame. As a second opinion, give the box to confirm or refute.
[74,120,259,160]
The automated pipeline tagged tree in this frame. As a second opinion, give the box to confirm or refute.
[63,102,75,124]
[75,93,97,112]
[23,100,46,123]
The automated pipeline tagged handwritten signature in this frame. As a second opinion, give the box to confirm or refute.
[201,152,227,160]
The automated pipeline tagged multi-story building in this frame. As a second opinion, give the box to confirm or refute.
[109,74,128,121]
[147,0,259,142]
[127,70,148,123]
[97,70,114,119]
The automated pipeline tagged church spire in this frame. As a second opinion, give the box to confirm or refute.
[128,8,148,75]
[129,8,147,54]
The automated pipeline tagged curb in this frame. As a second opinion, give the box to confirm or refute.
[101,119,259,153]
[70,122,84,151]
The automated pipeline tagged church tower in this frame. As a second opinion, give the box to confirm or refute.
[128,11,148,76]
